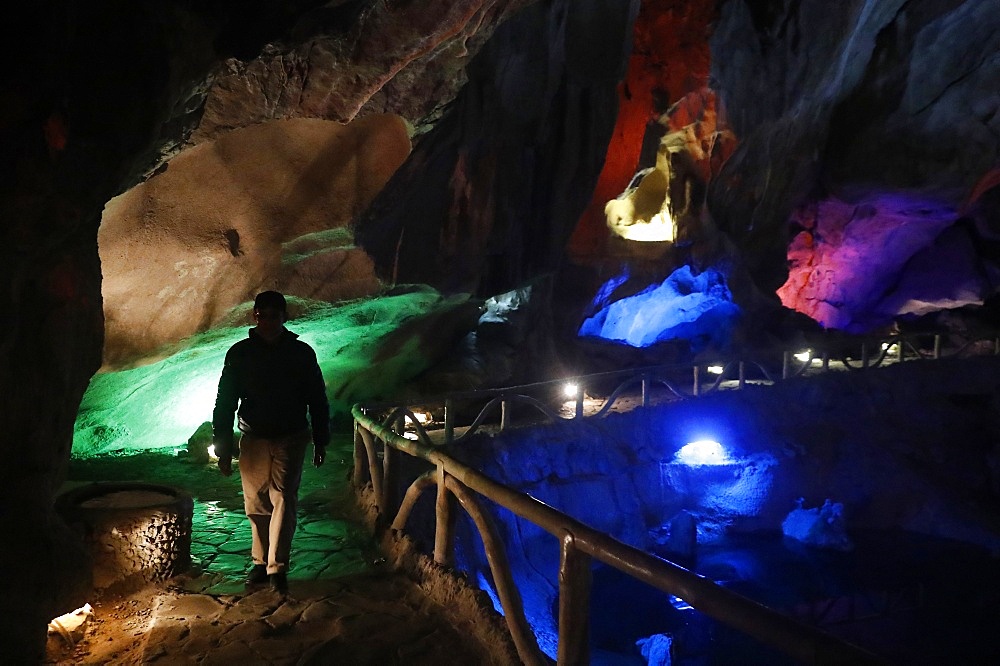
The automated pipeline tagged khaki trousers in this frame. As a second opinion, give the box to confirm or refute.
[238,430,309,574]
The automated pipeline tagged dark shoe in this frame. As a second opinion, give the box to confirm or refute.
[269,572,288,594]
[244,564,268,586]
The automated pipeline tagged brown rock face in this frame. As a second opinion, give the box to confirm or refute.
[100,115,409,367]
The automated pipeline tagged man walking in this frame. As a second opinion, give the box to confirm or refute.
[212,291,329,594]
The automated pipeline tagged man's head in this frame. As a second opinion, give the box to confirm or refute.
[253,291,288,338]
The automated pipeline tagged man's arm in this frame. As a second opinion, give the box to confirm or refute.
[212,348,240,475]
[305,347,330,467]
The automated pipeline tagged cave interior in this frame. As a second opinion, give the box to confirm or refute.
[3,0,1000,662]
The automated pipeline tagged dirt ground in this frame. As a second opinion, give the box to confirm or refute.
[45,584,160,665]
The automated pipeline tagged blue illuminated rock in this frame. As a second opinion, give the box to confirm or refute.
[579,265,741,350]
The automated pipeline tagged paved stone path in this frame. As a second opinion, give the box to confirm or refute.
[143,573,491,664]
[63,436,517,665]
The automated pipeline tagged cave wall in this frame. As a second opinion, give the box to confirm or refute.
[353,0,642,296]
[1,4,206,655]
[99,114,408,368]
[567,0,717,266]
[707,0,1000,305]
[3,0,999,658]
[0,1,539,658]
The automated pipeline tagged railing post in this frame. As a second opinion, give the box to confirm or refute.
[897,337,905,363]
[822,351,829,371]
[692,366,700,396]
[782,351,790,379]
[575,384,585,418]
[557,532,592,666]
[642,373,650,407]
[434,464,453,566]
[380,412,406,518]
[383,437,397,520]
[933,334,941,359]
[500,396,510,430]
[444,398,454,445]
[738,361,745,389]
[352,421,365,487]
[358,427,385,521]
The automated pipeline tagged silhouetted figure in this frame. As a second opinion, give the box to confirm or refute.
[212,291,329,594]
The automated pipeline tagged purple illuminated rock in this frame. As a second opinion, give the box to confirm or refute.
[777,193,989,331]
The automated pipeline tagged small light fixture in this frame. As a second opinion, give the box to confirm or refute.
[406,410,432,427]
[616,212,676,242]
[563,382,579,398]
[706,365,724,375]
[794,350,811,363]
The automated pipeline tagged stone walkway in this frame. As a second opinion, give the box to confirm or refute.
[59,436,518,665]
[142,573,492,664]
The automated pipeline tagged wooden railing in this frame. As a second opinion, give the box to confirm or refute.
[351,330,999,664]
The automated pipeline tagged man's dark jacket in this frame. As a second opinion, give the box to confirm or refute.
[212,328,330,459]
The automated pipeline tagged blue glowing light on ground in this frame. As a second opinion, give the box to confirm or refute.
[578,265,741,349]
[674,439,732,466]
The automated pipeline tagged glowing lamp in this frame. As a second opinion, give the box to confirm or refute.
[794,350,811,362]
[674,440,732,466]
[706,365,723,375]
[405,410,432,427]
[563,382,579,398]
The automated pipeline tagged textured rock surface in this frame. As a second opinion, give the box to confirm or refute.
[100,114,408,366]
[776,193,991,331]
[707,0,1000,309]
[441,357,1000,660]
[354,0,639,295]
[5,0,1000,660]
[568,0,716,263]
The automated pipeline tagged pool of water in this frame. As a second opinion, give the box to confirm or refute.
[588,529,1000,664]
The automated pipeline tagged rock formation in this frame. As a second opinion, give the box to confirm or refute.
[100,114,408,367]
[2,0,999,660]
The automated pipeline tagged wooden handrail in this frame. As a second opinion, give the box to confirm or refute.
[353,409,882,665]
